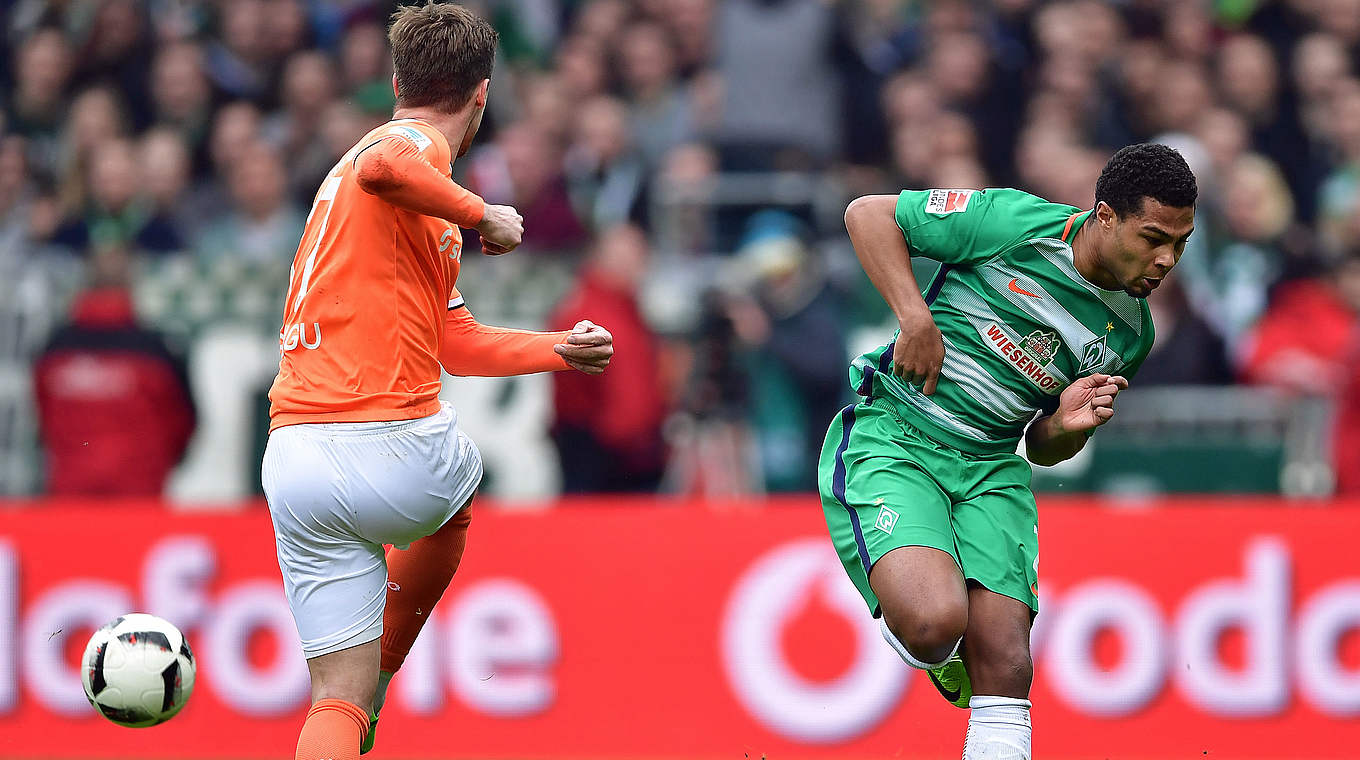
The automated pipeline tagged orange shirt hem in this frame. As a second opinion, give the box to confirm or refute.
[269,399,443,433]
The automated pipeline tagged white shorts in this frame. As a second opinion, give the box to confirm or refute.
[262,402,482,657]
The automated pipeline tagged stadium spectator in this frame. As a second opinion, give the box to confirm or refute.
[5,28,73,170]
[1241,250,1360,396]
[62,87,131,184]
[1136,278,1235,386]
[1332,254,1360,494]
[149,41,214,159]
[663,0,714,78]
[564,95,648,230]
[205,0,271,100]
[262,50,340,199]
[553,35,609,103]
[549,224,668,493]
[260,0,312,65]
[137,128,196,237]
[52,137,186,255]
[1180,154,1298,349]
[521,72,575,149]
[0,136,34,268]
[1319,79,1360,254]
[69,0,153,128]
[713,0,841,169]
[726,212,847,491]
[1291,33,1353,127]
[468,122,588,252]
[32,244,196,497]
[617,20,694,168]
[195,140,304,263]
[341,21,396,114]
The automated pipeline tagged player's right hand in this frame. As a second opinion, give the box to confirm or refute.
[555,320,613,375]
[1053,373,1129,434]
[476,204,524,255]
[893,307,944,395]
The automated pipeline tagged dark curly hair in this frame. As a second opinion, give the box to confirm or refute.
[1094,143,1198,217]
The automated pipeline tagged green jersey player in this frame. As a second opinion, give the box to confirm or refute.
[818,143,1197,759]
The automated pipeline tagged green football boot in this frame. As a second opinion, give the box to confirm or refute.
[879,618,972,708]
[360,710,379,755]
[926,651,973,709]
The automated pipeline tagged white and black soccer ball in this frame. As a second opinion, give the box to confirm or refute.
[80,613,196,728]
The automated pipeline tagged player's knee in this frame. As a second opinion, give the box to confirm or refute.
[882,601,967,661]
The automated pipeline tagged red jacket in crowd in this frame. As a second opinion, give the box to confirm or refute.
[32,288,196,496]
[550,269,667,483]
[1240,277,1360,493]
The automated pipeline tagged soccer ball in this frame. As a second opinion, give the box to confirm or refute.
[80,613,196,727]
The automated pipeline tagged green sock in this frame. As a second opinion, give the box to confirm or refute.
[373,670,394,715]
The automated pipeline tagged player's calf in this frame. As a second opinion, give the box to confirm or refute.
[962,646,1033,699]
[296,640,380,760]
[959,588,1035,758]
[961,588,1033,698]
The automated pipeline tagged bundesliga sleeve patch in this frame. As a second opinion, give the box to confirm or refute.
[390,125,433,152]
[925,189,975,214]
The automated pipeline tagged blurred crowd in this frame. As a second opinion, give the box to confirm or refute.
[2,0,1359,498]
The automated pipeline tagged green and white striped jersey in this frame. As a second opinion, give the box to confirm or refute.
[851,188,1156,455]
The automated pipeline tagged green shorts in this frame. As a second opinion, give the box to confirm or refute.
[818,397,1040,616]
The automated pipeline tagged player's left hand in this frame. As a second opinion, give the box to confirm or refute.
[1054,373,1128,434]
[476,203,524,255]
[555,320,613,375]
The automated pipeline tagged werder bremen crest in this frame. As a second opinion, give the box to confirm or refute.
[1079,331,1109,374]
[1020,330,1060,365]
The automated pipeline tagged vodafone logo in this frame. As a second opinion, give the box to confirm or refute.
[2,538,558,721]
[720,539,909,743]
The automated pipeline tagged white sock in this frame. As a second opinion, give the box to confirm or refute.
[372,670,394,715]
[878,617,960,670]
[962,695,1031,760]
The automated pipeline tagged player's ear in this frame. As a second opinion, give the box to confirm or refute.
[474,79,489,109]
[1095,200,1116,230]
[392,73,399,99]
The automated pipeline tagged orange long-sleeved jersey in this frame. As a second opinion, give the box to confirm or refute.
[268,119,568,431]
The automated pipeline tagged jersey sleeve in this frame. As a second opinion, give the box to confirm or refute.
[894,188,1058,266]
[351,124,484,228]
[439,299,571,377]
[359,122,452,173]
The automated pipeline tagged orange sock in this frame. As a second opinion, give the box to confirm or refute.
[380,505,472,673]
[294,698,368,760]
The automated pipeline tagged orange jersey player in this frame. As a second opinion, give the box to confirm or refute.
[261,6,613,760]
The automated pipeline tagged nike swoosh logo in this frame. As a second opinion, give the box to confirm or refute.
[1008,278,1041,299]
[928,669,962,703]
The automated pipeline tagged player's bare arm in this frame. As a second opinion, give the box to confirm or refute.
[1024,373,1129,466]
[845,194,944,395]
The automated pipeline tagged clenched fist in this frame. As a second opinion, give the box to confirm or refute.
[554,320,613,375]
[475,204,523,254]
[1052,373,1129,434]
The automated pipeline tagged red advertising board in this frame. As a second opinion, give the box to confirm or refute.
[2,497,1359,759]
